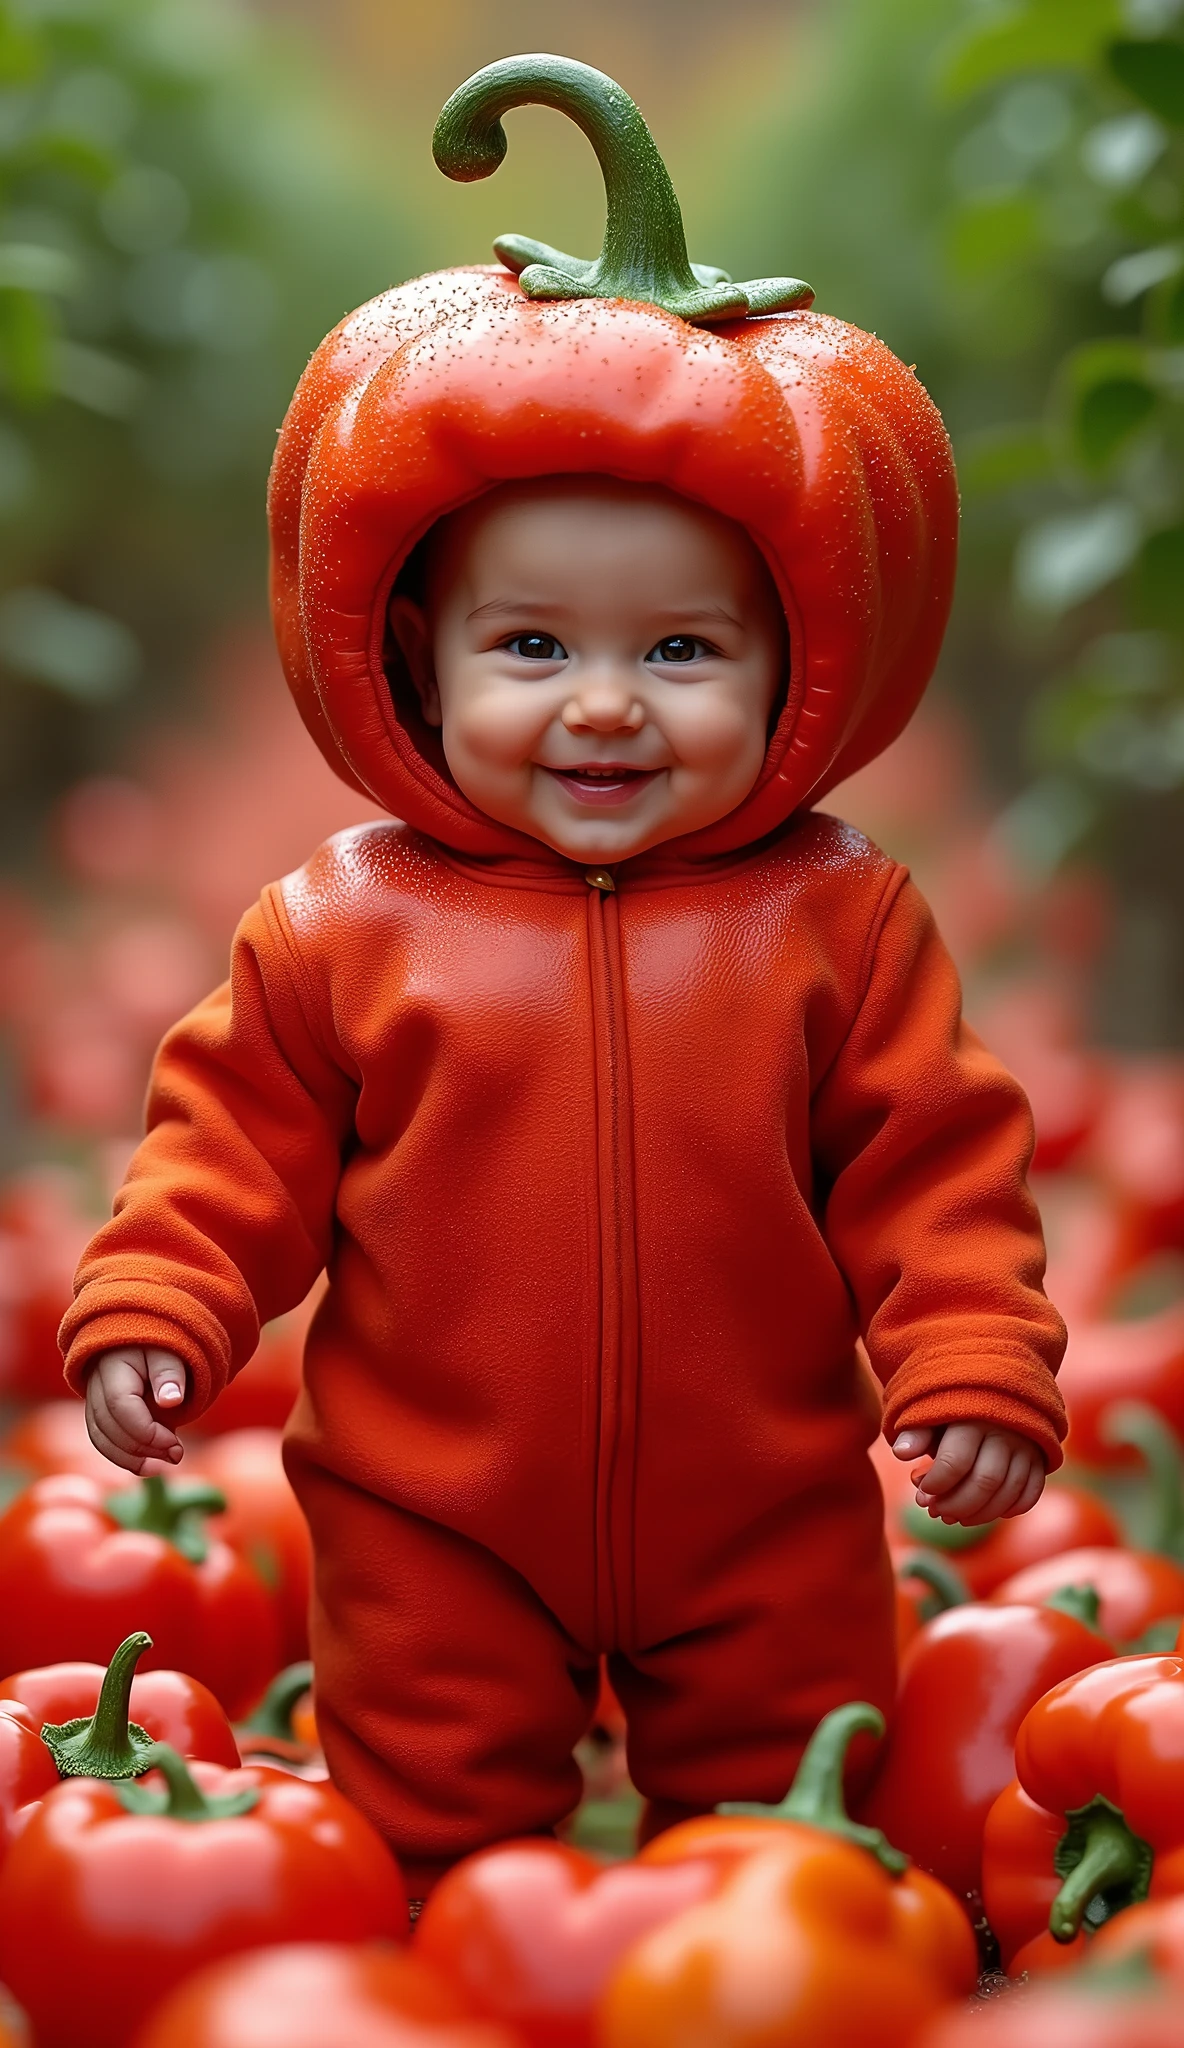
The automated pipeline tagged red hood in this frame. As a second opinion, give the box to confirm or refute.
[268,266,958,866]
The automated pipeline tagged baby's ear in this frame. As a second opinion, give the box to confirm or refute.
[388,594,442,726]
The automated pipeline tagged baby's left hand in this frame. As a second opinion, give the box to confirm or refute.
[891,1423,1045,1525]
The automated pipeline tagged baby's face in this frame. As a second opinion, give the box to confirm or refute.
[388,479,785,863]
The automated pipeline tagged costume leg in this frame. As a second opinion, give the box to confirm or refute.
[617,1479,896,1836]
[294,1460,599,1895]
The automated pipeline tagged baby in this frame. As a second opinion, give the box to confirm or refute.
[69,475,1065,1891]
[61,44,1067,1899]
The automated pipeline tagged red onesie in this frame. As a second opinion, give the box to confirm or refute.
[61,261,1066,1896]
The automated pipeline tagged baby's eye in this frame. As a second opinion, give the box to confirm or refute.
[647,636,706,665]
[507,633,566,661]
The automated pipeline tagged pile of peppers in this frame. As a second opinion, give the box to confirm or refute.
[6,47,1184,2046]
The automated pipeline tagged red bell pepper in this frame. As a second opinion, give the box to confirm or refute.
[0,1471,280,1719]
[189,1428,312,1663]
[416,1840,719,2047]
[599,1837,952,2048]
[982,1653,1184,1971]
[1,1396,133,1483]
[642,1702,977,1999]
[990,1548,1184,1646]
[1059,1303,1184,1466]
[0,1628,239,1768]
[894,1482,1121,1597]
[131,1942,520,2048]
[0,1631,235,1866]
[856,1595,1110,1907]
[1091,1890,1184,1977]
[914,1969,1184,2048]
[0,1743,408,2048]
[417,1704,973,2047]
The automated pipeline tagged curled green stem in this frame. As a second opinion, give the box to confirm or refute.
[432,54,813,325]
[116,1743,259,1822]
[236,1661,314,1744]
[1102,1401,1184,1558]
[718,1700,908,1875]
[1051,1797,1153,1942]
[899,1502,994,1551]
[899,1552,971,1616]
[41,1631,156,1780]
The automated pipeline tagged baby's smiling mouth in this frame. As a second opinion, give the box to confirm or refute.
[543,763,662,806]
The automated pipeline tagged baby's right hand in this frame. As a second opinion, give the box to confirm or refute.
[84,1348,188,1472]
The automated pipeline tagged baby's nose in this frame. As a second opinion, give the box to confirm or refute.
[563,674,645,731]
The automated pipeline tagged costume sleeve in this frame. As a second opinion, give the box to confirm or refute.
[58,888,356,1424]
[811,871,1067,1467]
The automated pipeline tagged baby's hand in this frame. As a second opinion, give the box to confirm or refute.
[891,1423,1044,1526]
[84,1348,188,1473]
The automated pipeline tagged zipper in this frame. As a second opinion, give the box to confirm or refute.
[585,866,639,1650]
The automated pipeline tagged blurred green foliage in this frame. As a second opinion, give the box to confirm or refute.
[0,0,407,859]
[730,0,1184,1040]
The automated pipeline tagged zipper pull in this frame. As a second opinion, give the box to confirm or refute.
[584,868,616,893]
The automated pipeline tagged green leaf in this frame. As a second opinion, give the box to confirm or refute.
[1133,524,1184,628]
[1057,339,1159,470]
[946,192,1043,277]
[1109,38,1184,127]
[0,287,54,405]
[0,587,141,700]
[1148,270,1184,343]
[958,422,1056,494]
[0,244,78,294]
[940,0,1124,101]
[1076,376,1157,466]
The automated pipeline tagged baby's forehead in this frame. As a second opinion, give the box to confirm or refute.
[425,475,768,604]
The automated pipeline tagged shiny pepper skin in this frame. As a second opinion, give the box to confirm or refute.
[0,1473,280,1720]
[598,1832,955,2048]
[0,1751,408,2048]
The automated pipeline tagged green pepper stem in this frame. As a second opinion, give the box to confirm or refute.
[717,1700,908,1874]
[41,1631,157,1780]
[898,1552,971,1615]
[1051,1798,1153,1941]
[432,55,813,325]
[899,1502,995,1552]
[105,1473,227,1564]
[1043,1583,1103,1631]
[236,1661,314,1743]
[116,1742,259,1822]
[1101,1401,1184,1557]
[435,55,700,301]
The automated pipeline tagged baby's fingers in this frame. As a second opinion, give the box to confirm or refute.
[922,1433,1016,1524]
[87,1354,182,1470]
[914,1424,984,1505]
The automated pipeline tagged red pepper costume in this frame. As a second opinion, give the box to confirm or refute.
[60,59,1066,1892]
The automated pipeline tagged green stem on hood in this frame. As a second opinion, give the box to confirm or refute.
[1051,1797,1153,1942]
[236,1661,314,1743]
[898,1552,971,1617]
[105,1473,227,1565]
[1101,1401,1184,1558]
[716,1700,908,1875]
[116,1743,259,1822]
[1043,1583,1104,1632]
[899,1502,995,1551]
[432,54,814,325]
[40,1631,157,1780]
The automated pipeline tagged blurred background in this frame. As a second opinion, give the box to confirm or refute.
[4,0,1184,1410]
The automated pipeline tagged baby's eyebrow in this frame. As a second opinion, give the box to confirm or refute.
[466,597,571,622]
[464,599,745,628]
